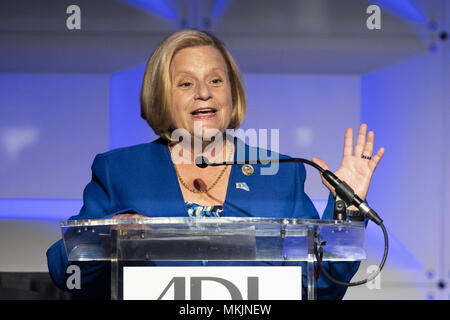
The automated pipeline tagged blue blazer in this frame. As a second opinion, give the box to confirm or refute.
[47,137,361,299]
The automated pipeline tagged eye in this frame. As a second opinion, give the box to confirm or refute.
[211,78,223,85]
[178,81,192,88]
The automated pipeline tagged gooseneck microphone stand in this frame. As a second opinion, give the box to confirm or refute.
[196,156,389,287]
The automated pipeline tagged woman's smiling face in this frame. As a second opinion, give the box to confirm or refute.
[170,45,233,139]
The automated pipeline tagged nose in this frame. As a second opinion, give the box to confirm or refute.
[194,81,212,101]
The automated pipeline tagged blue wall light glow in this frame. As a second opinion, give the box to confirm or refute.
[360,45,447,297]
[365,222,423,270]
[211,0,233,20]
[367,0,426,22]
[0,199,83,221]
[121,0,178,20]
[109,64,155,150]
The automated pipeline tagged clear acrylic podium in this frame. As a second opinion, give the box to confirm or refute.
[61,217,365,300]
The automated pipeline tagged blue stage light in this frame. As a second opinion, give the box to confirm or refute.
[211,0,233,20]
[368,0,426,22]
[0,198,83,221]
[121,0,178,21]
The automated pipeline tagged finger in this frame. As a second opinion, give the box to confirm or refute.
[343,127,353,157]
[362,130,374,157]
[354,123,367,157]
[311,157,329,171]
[369,147,385,172]
[113,213,145,219]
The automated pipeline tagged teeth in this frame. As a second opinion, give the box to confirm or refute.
[192,108,216,115]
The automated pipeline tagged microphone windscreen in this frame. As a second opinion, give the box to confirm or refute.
[195,156,209,169]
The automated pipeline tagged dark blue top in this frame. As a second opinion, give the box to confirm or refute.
[46,137,362,299]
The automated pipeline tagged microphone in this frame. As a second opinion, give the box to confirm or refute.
[322,170,383,225]
[196,156,383,225]
[196,155,388,287]
[194,156,210,169]
[196,156,326,172]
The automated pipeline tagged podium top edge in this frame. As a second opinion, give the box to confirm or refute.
[60,217,365,228]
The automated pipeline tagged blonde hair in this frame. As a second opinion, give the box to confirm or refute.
[140,29,246,140]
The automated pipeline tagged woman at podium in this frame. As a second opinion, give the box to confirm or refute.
[46,29,384,300]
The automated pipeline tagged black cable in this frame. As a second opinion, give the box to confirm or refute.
[200,155,389,287]
[206,157,326,173]
[315,222,389,287]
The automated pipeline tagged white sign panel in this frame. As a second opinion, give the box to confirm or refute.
[123,266,302,300]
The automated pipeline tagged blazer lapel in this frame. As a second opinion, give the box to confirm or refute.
[223,138,253,217]
[150,138,188,217]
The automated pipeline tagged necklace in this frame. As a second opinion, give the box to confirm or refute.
[169,141,234,194]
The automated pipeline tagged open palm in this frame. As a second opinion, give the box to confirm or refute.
[312,124,385,202]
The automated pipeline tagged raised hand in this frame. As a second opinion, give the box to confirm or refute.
[312,124,385,202]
